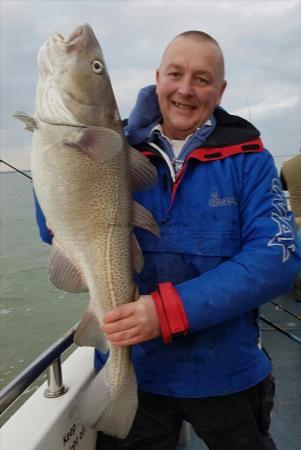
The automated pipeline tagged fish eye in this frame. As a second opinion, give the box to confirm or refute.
[91,60,104,74]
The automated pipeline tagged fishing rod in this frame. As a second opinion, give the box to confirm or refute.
[270,300,301,322]
[260,314,301,345]
[0,158,32,181]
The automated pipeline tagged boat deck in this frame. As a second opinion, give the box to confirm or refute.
[176,291,301,450]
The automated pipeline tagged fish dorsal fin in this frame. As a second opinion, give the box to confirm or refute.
[74,306,109,353]
[133,201,160,237]
[11,111,37,132]
[49,239,88,293]
[129,147,158,191]
[64,126,123,162]
[132,234,144,273]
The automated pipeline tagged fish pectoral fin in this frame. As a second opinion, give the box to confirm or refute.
[49,239,88,293]
[74,307,108,353]
[133,201,160,237]
[64,126,123,162]
[10,111,37,132]
[129,147,158,191]
[132,234,144,273]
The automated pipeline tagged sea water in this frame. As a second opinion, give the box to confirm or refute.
[0,172,89,394]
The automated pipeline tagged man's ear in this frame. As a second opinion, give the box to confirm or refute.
[155,69,160,94]
[217,80,227,105]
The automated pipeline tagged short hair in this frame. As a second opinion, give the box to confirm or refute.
[165,30,225,80]
[176,30,221,47]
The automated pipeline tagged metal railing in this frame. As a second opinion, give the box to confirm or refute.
[0,323,78,415]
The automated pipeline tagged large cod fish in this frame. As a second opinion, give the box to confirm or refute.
[13,24,159,438]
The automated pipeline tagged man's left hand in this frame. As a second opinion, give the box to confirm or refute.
[102,295,160,347]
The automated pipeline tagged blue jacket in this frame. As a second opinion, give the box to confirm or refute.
[105,85,301,397]
[35,85,301,398]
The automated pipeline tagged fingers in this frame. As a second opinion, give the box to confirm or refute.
[103,295,161,346]
[106,328,142,347]
[103,302,135,323]
[102,316,137,334]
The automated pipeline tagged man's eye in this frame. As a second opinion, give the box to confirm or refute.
[196,76,210,85]
[168,72,181,79]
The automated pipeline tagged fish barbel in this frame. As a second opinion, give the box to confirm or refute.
[12,23,159,438]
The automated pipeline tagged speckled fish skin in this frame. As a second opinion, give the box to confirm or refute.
[19,24,158,438]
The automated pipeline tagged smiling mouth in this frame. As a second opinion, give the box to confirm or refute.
[173,101,195,110]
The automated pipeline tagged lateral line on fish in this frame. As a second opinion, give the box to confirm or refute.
[105,180,121,310]
[39,117,88,128]
[105,222,117,310]
[110,346,129,387]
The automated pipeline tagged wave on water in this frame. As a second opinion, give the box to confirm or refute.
[0,309,12,315]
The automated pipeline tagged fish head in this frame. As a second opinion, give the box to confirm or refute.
[37,23,120,128]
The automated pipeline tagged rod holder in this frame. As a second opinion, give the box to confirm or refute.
[44,357,68,398]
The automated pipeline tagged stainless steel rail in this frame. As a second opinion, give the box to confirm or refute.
[0,323,78,415]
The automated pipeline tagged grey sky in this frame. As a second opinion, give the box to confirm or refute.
[1,0,300,171]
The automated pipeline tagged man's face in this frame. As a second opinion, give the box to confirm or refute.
[156,37,227,139]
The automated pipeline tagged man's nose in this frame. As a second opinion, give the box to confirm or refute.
[177,76,194,96]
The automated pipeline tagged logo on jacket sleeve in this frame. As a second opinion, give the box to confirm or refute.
[267,178,296,262]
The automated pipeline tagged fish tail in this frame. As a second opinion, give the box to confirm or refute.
[70,358,138,439]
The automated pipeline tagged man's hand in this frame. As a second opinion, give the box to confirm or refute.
[102,295,160,347]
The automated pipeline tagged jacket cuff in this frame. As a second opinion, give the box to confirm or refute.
[151,282,189,344]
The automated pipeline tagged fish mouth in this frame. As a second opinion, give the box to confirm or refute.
[50,25,83,46]
[39,23,99,78]
[49,23,99,48]
[65,25,83,44]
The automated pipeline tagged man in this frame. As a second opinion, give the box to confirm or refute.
[280,154,301,302]
[95,31,300,449]
[281,154,301,226]
[34,31,300,449]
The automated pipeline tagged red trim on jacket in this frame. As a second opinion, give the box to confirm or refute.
[189,138,264,163]
[141,138,264,162]
[152,282,189,344]
[171,137,264,207]
[141,137,264,223]
[151,291,172,344]
[141,151,154,157]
